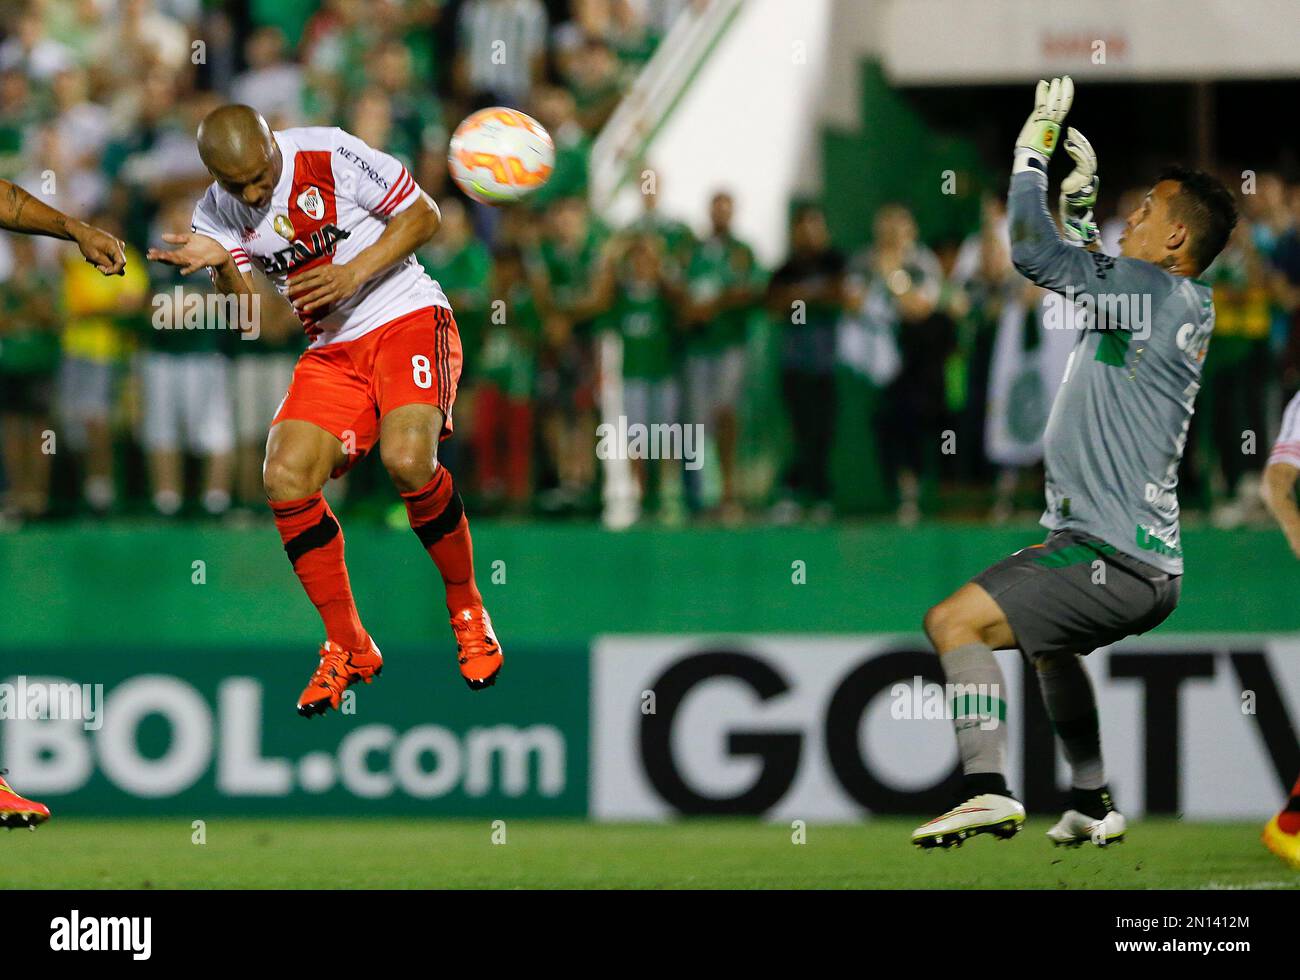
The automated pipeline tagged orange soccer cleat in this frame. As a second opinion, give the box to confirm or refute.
[1262,814,1300,871]
[451,606,502,690]
[0,770,50,830]
[297,638,384,717]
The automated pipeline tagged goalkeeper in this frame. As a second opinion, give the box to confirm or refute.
[911,77,1237,850]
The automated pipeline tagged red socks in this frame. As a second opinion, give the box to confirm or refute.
[269,467,480,643]
[401,466,483,615]
[270,494,368,650]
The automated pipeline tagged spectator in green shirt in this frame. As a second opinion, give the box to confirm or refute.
[0,68,37,182]
[369,38,445,165]
[592,234,689,523]
[537,195,610,317]
[564,37,624,134]
[349,87,413,170]
[532,196,607,507]
[684,191,764,520]
[626,169,696,273]
[0,236,60,521]
[528,86,591,209]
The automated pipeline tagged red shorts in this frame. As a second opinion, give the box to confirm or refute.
[273,306,462,476]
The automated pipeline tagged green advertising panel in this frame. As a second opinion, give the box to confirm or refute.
[2,522,1296,817]
[1,643,588,817]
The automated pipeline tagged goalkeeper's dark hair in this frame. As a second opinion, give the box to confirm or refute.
[1156,165,1237,274]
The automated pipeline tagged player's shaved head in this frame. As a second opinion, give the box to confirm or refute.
[198,105,280,208]
[198,104,272,174]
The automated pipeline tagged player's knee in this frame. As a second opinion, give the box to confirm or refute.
[922,601,950,646]
[923,599,967,650]
[380,441,435,493]
[263,454,320,501]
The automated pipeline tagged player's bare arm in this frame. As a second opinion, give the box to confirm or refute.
[286,193,441,313]
[1261,463,1300,558]
[0,178,126,275]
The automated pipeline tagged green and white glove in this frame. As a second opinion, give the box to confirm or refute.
[1059,127,1099,247]
[1013,75,1073,174]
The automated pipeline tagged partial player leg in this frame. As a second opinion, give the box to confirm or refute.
[911,582,1025,848]
[380,402,501,690]
[0,769,50,830]
[374,307,501,689]
[913,529,1170,849]
[1262,771,1300,869]
[1034,651,1126,846]
[264,418,382,716]
[925,582,1016,788]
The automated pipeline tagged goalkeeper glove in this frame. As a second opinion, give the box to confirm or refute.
[1059,127,1099,247]
[1013,75,1073,174]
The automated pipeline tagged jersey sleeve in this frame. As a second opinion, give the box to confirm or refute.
[1270,392,1300,469]
[191,189,253,276]
[332,128,421,220]
[1008,169,1172,332]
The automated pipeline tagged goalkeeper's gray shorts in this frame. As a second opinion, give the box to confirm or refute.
[971,528,1180,658]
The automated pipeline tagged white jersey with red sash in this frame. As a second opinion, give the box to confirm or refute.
[191,126,449,348]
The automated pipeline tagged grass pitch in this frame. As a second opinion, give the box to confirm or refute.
[2,817,1295,889]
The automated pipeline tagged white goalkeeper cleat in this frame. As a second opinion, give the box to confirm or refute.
[1046,808,1126,847]
[911,793,1025,849]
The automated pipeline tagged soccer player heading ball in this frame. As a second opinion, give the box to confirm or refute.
[912,78,1237,849]
[148,106,501,715]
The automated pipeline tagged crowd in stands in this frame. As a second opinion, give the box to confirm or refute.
[0,0,1297,530]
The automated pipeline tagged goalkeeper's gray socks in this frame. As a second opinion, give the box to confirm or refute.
[940,642,1009,798]
[1035,652,1113,818]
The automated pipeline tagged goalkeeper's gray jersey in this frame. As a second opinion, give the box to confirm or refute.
[1008,170,1216,575]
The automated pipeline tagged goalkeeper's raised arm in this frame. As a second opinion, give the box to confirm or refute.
[1007,158,1166,316]
[1005,76,1236,329]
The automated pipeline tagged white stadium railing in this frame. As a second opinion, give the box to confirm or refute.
[589,0,745,219]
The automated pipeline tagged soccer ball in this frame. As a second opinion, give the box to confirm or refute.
[448,107,555,205]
